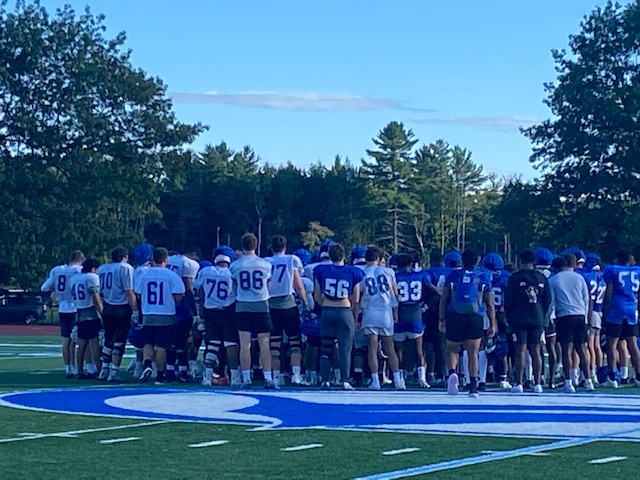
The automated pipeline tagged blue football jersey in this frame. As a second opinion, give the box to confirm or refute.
[395,270,430,332]
[486,268,510,312]
[579,269,606,313]
[314,264,365,301]
[603,265,639,324]
[445,269,491,314]
[426,266,454,309]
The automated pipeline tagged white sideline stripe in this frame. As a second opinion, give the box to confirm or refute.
[482,449,549,457]
[281,443,323,452]
[188,440,229,448]
[0,420,168,443]
[100,437,140,444]
[383,448,420,456]
[589,456,627,464]
[0,343,60,348]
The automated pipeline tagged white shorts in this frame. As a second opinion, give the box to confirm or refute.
[590,311,603,330]
[363,326,394,337]
[361,309,393,331]
[393,331,423,342]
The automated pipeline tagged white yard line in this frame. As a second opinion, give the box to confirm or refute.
[382,448,420,456]
[481,449,549,457]
[0,420,168,444]
[281,443,324,452]
[588,456,627,464]
[99,437,141,444]
[188,440,229,448]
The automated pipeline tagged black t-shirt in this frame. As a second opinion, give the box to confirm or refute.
[504,269,551,327]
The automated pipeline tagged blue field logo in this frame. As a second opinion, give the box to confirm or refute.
[2,388,640,441]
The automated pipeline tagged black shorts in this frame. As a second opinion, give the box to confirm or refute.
[204,306,239,345]
[102,303,132,345]
[556,315,587,346]
[423,309,441,344]
[174,318,194,348]
[545,322,557,337]
[605,319,640,339]
[237,311,272,335]
[511,324,543,346]
[445,312,483,343]
[271,307,301,338]
[142,324,175,350]
[59,312,76,338]
[77,318,101,340]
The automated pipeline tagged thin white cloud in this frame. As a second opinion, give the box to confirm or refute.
[170,91,432,113]
[409,115,539,130]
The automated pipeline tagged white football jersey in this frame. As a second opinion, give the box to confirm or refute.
[99,262,134,306]
[300,276,315,312]
[135,267,185,315]
[70,272,100,310]
[194,266,235,309]
[41,264,82,313]
[360,265,397,314]
[266,254,303,298]
[230,254,272,302]
[303,260,331,282]
[168,255,199,280]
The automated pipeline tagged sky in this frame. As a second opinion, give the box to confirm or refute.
[36,1,628,178]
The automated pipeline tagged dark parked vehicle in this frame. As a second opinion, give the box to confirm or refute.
[0,289,48,324]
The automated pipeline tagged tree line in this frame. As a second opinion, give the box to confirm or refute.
[2,1,640,289]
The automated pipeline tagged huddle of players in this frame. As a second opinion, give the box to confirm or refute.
[41,236,640,395]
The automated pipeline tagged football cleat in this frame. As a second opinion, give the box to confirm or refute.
[419,379,430,389]
[368,381,381,391]
[321,381,331,390]
[447,373,459,396]
[342,382,355,391]
[107,370,122,383]
[201,376,212,387]
[603,378,619,389]
[469,390,479,399]
[584,379,595,391]
[511,384,524,394]
[139,367,153,383]
[500,380,512,390]
[98,368,110,381]
[533,384,544,394]
[562,381,576,393]
[264,380,279,390]
[395,379,407,391]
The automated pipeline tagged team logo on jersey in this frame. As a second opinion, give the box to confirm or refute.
[2,388,640,441]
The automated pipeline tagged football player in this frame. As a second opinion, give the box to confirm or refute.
[196,246,239,386]
[70,259,103,379]
[314,243,365,390]
[40,250,84,378]
[358,247,402,390]
[602,250,640,388]
[580,253,605,382]
[266,236,310,386]
[394,253,435,388]
[535,247,559,388]
[230,233,275,389]
[135,247,185,384]
[97,247,136,382]
[167,247,200,382]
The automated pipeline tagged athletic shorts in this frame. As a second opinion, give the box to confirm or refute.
[102,303,132,345]
[59,312,76,338]
[142,324,175,350]
[77,318,101,340]
[363,326,393,337]
[556,315,587,346]
[511,324,543,346]
[590,311,603,330]
[605,319,639,339]
[394,331,422,342]
[423,309,440,344]
[237,311,272,335]
[446,312,483,343]
[174,318,194,348]
[204,306,239,345]
[271,307,301,338]
[545,321,557,337]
